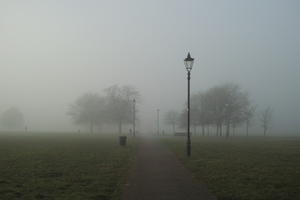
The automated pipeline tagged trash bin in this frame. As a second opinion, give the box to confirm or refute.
[119,136,127,146]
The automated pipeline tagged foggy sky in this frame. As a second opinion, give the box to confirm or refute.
[0,0,300,134]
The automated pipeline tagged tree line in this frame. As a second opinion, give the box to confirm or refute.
[165,83,272,137]
[68,85,140,134]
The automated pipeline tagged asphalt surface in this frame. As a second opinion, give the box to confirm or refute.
[121,137,217,200]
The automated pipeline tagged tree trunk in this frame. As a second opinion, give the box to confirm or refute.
[220,124,223,136]
[202,125,205,136]
[216,124,219,136]
[207,126,210,136]
[226,122,230,138]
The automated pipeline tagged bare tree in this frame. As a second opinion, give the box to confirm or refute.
[179,94,208,136]
[203,86,228,136]
[104,85,140,134]
[261,106,272,136]
[183,83,252,138]
[68,85,140,134]
[1,107,24,130]
[204,83,250,138]
[179,83,254,138]
[68,93,106,134]
[226,84,250,138]
[244,105,256,136]
[191,93,212,136]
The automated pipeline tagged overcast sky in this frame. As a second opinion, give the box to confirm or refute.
[0,0,299,133]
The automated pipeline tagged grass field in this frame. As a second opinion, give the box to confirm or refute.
[162,136,300,200]
[0,133,136,200]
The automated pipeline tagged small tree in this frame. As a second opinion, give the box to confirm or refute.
[179,83,253,138]
[164,110,179,134]
[206,83,250,138]
[1,107,24,130]
[68,93,106,133]
[104,85,140,134]
[261,106,272,136]
[244,105,256,136]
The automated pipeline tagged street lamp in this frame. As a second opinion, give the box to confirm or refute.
[184,52,194,157]
[157,109,160,136]
[133,99,136,137]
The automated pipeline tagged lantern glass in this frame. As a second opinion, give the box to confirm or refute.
[184,53,194,71]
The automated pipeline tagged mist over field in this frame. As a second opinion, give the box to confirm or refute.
[0,0,300,134]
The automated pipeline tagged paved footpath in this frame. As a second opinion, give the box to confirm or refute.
[121,137,217,200]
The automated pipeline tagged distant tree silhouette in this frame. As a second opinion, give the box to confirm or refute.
[261,106,272,136]
[68,85,140,134]
[1,107,24,130]
[68,93,106,133]
[104,85,140,134]
[178,83,253,138]
[244,105,256,136]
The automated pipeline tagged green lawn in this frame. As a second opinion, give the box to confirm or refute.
[0,133,136,200]
[162,136,300,200]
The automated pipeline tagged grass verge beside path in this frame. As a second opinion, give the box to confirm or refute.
[0,133,137,200]
[162,136,300,200]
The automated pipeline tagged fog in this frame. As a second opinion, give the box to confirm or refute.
[0,0,299,134]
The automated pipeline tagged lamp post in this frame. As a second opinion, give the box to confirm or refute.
[133,99,136,137]
[157,109,160,136]
[184,52,194,157]
[224,103,230,139]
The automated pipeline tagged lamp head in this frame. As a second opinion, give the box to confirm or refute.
[184,52,194,71]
